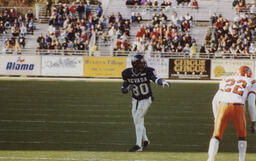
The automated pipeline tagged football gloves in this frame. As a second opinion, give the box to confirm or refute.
[251,122,256,134]
[162,81,170,88]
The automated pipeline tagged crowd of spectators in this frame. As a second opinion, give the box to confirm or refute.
[36,1,132,55]
[202,12,256,57]
[0,8,35,54]
[36,1,102,52]
[126,0,198,9]
[233,0,256,14]
[114,11,197,57]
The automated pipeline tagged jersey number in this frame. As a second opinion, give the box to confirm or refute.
[224,79,247,96]
[132,83,149,96]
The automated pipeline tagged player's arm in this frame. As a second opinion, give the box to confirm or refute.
[121,71,135,94]
[150,69,170,88]
[248,92,256,133]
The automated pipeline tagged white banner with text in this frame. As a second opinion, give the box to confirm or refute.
[0,55,41,75]
[42,56,84,76]
[126,57,169,78]
[211,59,255,79]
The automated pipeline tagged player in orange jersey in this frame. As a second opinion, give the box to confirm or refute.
[207,65,256,161]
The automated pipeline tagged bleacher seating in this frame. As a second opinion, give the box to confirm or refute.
[0,0,255,58]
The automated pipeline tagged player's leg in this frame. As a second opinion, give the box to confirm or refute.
[134,98,151,148]
[131,98,137,124]
[142,119,149,142]
[129,98,142,152]
[208,104,230,161]
[207,137,219,161]
[141,98,152,142]
[238,140,247,161]
[231,105,247,161]
[141,117,150,150]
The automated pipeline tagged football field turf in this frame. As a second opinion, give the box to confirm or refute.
[0,80,255,161]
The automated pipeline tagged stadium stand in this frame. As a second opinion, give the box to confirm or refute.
[0,7,36,54]
[0,0,255,58]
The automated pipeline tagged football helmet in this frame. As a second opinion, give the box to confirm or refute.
[131,54,147,72]
[237,65,252,78]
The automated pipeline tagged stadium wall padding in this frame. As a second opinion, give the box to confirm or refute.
[0,55,254,79]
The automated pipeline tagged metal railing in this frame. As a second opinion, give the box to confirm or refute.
[1,48,256,60]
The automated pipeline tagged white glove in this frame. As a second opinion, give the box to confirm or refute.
[162,81,170,88]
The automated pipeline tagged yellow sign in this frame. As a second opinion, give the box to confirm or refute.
[84,57,127,77]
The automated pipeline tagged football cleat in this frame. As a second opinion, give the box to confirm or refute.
[142,140,150,150]
[128,145,142,152]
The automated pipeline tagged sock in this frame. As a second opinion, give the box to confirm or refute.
[238,140,247,161]
[207,138,219,161]
[135,124,143,147]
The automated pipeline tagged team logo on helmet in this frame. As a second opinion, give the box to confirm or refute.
[238,65,252,78]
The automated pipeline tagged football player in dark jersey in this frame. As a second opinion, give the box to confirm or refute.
[121,54,170,152]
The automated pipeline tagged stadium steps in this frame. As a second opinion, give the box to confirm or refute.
[38,4,50,24]
[106,0,237,21]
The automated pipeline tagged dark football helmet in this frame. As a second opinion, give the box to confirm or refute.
[131,54,147,72]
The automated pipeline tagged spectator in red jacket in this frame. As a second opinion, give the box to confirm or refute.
[190,0,198,9]
[69,2,77,19]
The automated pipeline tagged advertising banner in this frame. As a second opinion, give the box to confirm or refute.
[42,56,84,76]
[211,60,255,79]
[0,55,41,75]
[169,59,211,79]
[84,57,126,77]
[126,57,169,78]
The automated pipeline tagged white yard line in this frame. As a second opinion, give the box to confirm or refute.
[0,119,211,126]
[0,76,220,83]
[0,157,79,161]
[0,141,131,146]
[0,157,154,161]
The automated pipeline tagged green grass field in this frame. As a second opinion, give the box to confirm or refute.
[0,80,255,161]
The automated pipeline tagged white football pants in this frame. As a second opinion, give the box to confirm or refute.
[132,97,152,147]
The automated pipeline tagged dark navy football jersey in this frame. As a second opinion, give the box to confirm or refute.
[122,67,159,100]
